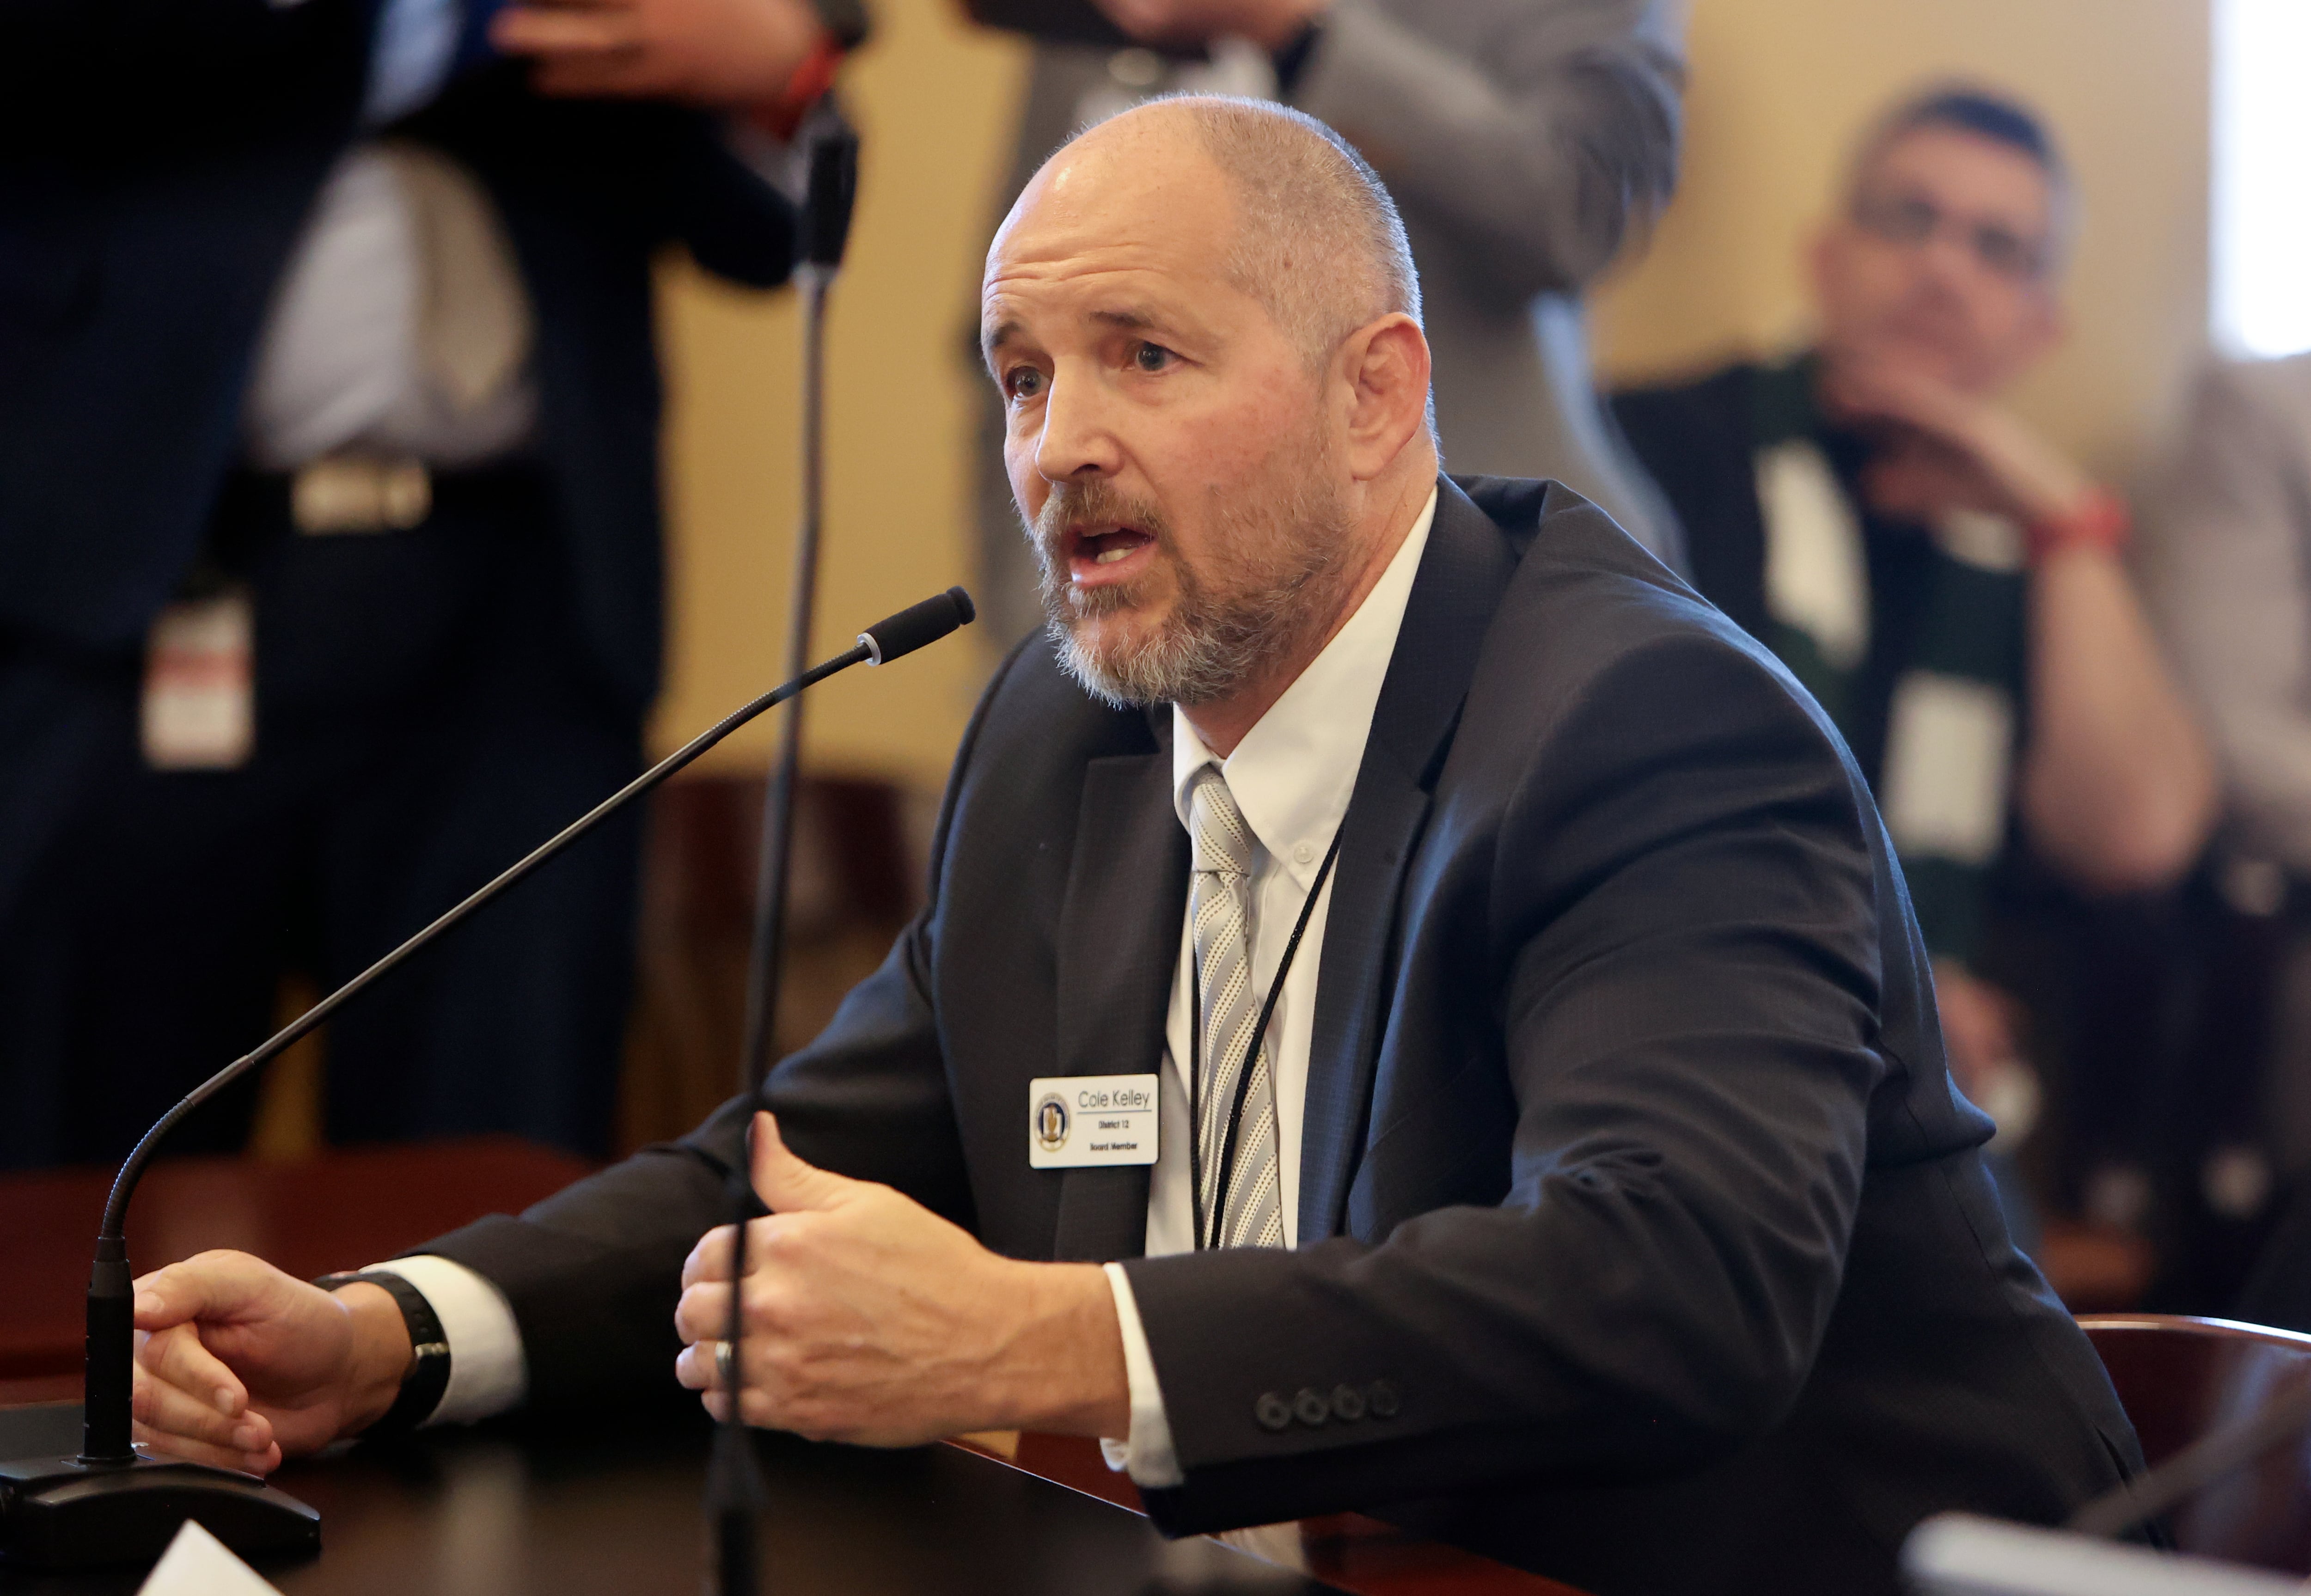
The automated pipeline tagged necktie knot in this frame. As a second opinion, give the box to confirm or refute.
[1188,767,1254,880]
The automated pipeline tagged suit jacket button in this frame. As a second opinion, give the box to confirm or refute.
[1293,1388,1329,1427]
[1330,1383,1366,1421]
[1255,1392,1292,1431]
[1368,1380,1400,1419]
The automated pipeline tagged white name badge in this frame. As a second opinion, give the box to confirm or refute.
[1027,1074,1160,1168]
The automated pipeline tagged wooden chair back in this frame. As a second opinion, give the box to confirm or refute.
[2079,1312,2311,1572]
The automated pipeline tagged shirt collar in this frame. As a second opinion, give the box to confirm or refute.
[1171,485,1439,891]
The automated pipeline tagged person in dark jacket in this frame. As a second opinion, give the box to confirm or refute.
[0,0,829,1165]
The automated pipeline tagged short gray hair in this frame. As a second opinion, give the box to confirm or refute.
[1144,95,1423,363]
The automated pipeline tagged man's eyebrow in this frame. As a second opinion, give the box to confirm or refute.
[980,317,1022,370]
[979,305,1177,371]
[1089,306,1166,334]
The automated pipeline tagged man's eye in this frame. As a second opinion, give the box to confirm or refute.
[1973,226,2040,280]
[1132,342,1173,373]
[1004,367,1045,401]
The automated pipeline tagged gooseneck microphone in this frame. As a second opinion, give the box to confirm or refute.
[0,587,976,1572]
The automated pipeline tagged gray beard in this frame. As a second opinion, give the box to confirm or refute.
[1028,454,1353,710]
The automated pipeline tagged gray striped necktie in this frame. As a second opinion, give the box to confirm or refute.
[1187,766,1284,1250]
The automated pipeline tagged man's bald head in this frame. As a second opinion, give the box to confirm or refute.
[984,94,1439,737]
[1071,95,1422,366]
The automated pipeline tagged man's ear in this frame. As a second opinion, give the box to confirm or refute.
[1340,313,1432,481]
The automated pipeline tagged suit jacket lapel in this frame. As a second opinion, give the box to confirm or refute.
[1049,719,1187,1262]
[1297,478,1522,1242]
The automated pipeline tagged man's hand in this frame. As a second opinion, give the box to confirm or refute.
[130,1252,411,1476]
[1091,0,1326,51]
[493,0,824,108]
[1820,355,2095,531]
[673,1113,1129,1445]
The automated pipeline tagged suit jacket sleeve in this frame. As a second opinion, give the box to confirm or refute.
[1123,621,1898,1534]
[1293,0,1683,301]
[654,115,799,289]
[409,643,1028,1414]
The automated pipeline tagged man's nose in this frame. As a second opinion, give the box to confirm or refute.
[1033,369,1123,484]
[1917,227,1979,294]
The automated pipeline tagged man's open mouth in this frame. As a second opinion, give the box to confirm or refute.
[1061,523,1159,587]
[1071,525,1156,566]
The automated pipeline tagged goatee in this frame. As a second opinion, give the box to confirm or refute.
[1027,432,1355,709]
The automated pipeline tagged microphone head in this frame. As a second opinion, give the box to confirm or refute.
[802,122,861,271]
[860,587,975,665]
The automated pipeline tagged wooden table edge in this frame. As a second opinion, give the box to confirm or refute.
[946,1431,1592,1596]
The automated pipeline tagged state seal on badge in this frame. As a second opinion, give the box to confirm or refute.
[1034,1093,1069,1154]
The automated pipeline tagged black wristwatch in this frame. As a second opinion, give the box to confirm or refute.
[313,1271,452,1438]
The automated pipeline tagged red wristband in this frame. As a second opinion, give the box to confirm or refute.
[2026,487,2131,565]
[749,33,845,144]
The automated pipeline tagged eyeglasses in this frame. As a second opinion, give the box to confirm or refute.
[1850,189,2051,283]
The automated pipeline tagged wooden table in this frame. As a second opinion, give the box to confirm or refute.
[0,1144,1589,1593]
[0,1141,591,1404]
[0,1404,1583,1595]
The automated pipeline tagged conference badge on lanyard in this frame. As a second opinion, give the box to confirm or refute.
[1027,1074,1160,1168]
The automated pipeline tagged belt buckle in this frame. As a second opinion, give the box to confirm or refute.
[290,456,431,535]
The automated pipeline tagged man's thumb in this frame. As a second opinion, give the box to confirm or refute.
[749,1112,853,1213]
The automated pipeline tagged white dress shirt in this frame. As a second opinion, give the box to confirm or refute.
[387,489,1441,1456]
[244,0,797,472]
[242,0,541,470]
[1102,488,1436,1485]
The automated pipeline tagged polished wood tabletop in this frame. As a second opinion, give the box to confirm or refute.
[0,1405,1587,1596]
[0,1141,591,1404]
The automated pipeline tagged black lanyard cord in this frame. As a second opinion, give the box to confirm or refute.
[1188,822,1347,1251]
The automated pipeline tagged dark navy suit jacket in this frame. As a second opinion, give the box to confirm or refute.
[419,477,2143,1596]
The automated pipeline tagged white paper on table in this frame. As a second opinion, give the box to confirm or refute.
[135,1520,286,1596]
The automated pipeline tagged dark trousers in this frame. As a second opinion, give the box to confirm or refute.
[0,466,642,1169]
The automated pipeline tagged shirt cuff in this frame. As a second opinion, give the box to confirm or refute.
[369,1255,528,1426]
[1100,1262,1184,1489]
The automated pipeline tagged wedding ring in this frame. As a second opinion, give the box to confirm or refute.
[715,1339,736,1389]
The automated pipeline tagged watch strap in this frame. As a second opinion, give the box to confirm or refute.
[314,1270,452,1437]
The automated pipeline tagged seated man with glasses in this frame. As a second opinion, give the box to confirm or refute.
[1612,88,2212,1199]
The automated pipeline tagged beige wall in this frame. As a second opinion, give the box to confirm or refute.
[650,0,2217,786]
[1591,0,2213,482]
[650,0,1028,788]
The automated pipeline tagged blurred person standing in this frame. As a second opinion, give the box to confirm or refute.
[2142,355,2311,1326]
[964,0,1687,644]
[0,0,837,1167]
[1612,89,2214,1214]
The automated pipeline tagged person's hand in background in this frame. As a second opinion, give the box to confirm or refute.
[1821,354,2096,531]
[1091,0,1325,51]
[129,1251,412,1476]
[493,0,825,108]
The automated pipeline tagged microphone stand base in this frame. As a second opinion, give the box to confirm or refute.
[0,1453,320,1570]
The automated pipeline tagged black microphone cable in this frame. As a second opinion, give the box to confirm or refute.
[710,92,865,1596]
